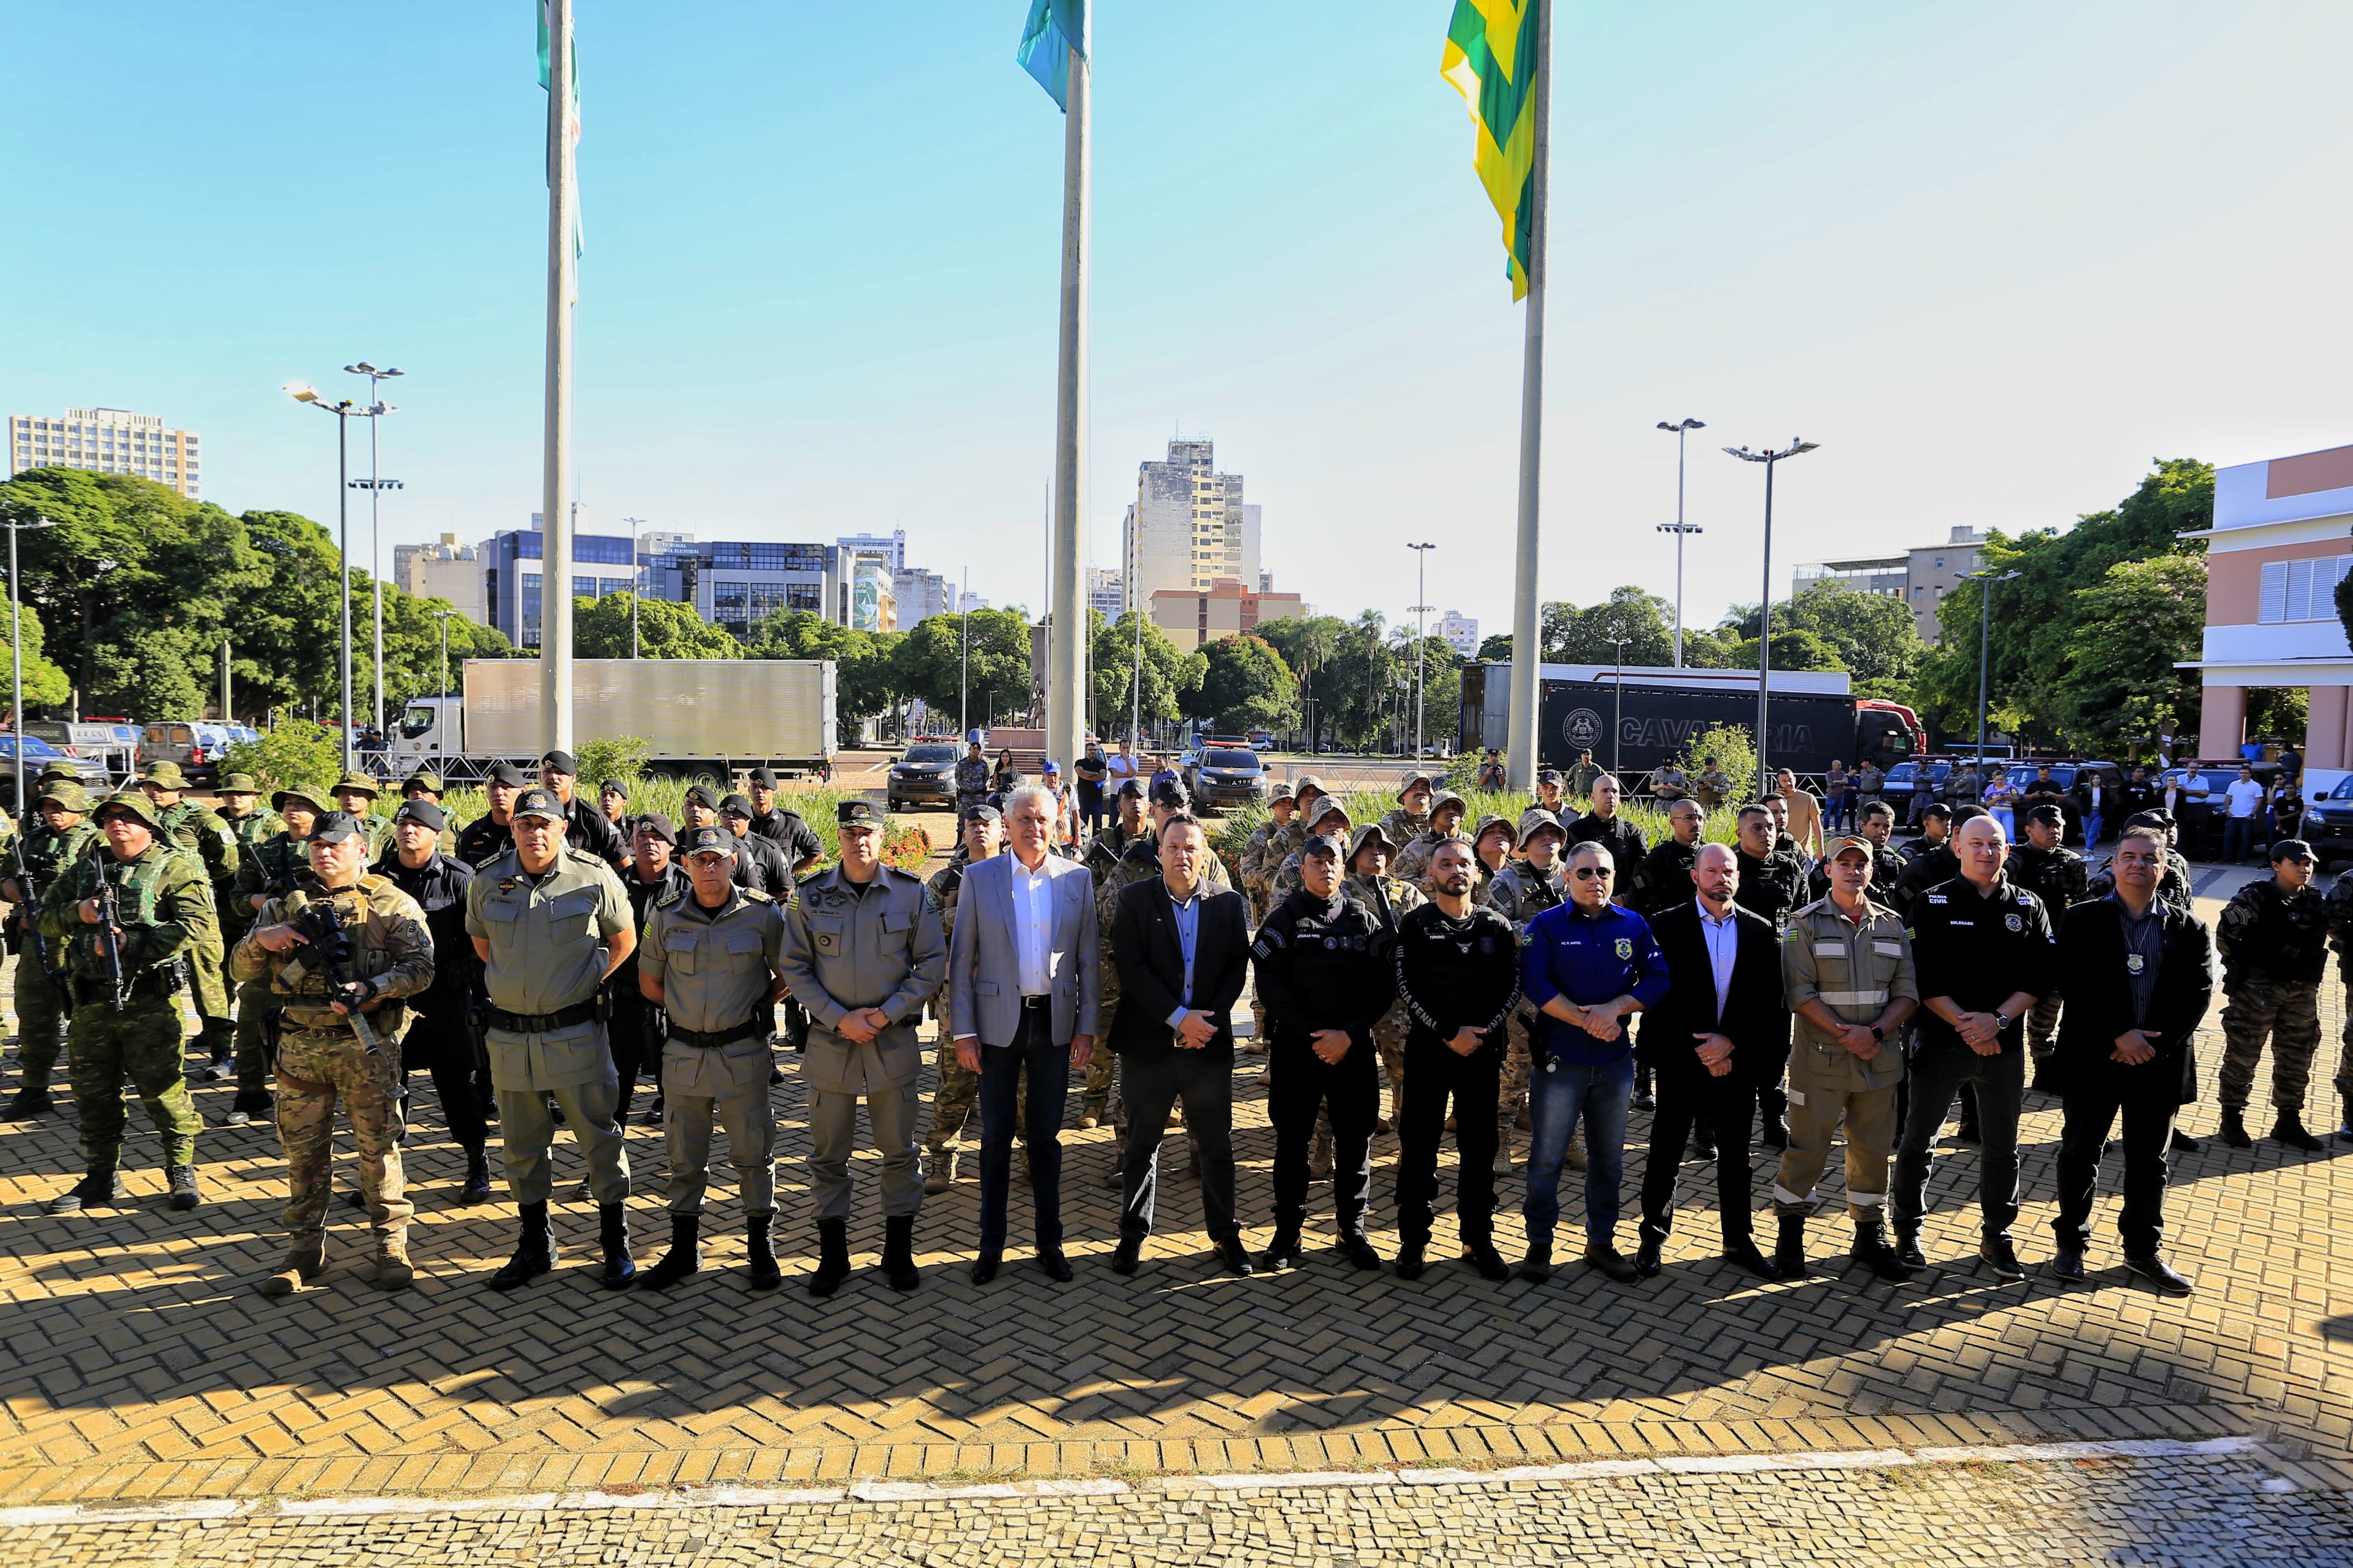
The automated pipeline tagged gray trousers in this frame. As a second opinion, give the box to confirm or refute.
[664,1087,777,1215]
[497,1078,630,1206]
[807,1081,923,1221]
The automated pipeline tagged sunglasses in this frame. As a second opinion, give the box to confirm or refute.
[1570,866,1613,880]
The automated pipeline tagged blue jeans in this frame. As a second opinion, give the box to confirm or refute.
[2080,812,2104,849]
[2223,814,2258,862]
[1522,1050,1634,1246]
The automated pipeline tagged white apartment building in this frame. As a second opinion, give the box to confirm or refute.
[393,534,488,624]
[894,565,956,624]
[1088,567,1124,619]
[837,529,906,572]
[1122,438,1251,613]
[8,407,202,499]
[1437,610,1481,657]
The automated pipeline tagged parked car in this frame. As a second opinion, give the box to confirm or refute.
[1246,731,1277,751]
[886,741,961,811]
[1999,759,2122,845]
[142,720,242,785]
[1183,746,1268,812]
[2298,774,2353,871]
[1882,758,1954,818]
[22,720,140,789]
[0,733,72,812]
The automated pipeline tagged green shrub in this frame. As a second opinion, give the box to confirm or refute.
[220,720,341,798]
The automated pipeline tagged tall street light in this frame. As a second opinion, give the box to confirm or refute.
[1724,438,1821,797]
[1407,541,1436,759]
[1603,634,1631,777]
[6,516,57,814]
[1654,418,1705,667]
[285,382,376,776]
[1963,568,2023,761]
[344,363,403,744]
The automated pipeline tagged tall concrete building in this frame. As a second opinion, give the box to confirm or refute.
[486,526,640,648]
[394,534,487,624]
[1792,525,1985,644]
[1148,577,1305,652]
[894,565,955,625]
[836,529,906,572]
[8,407,203,499]
[1437,610,1481,657]
[1122,438,1251,613]
[1088,568,1124,619]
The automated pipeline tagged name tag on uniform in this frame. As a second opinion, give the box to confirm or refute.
[1873,941,1902,957]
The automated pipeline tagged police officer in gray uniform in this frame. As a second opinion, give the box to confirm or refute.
[636,826,790,1293]
[466,787,640,1292]
[778,798,947,1296]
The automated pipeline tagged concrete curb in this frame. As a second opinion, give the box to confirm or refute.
[0,1435,2276,1527]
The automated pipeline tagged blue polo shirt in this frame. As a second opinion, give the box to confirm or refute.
[1520,900,1670,1066]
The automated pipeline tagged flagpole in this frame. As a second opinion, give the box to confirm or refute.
[541,0,577,754]
[1044,21,1091,776]
[1503,0,1550,793]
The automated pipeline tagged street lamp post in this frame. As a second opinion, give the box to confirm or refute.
[1723,438,1821,797]
[1654,418,1705,667]
[1603,635,1631,777]
[1964,568,2024,760]
[6,516,57,814]
[1407,542,1435,759]
[344,364,403,742]
[430,608,458,777]
[284,382,374,776]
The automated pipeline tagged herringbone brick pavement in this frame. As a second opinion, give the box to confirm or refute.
[2,867,2351,1509]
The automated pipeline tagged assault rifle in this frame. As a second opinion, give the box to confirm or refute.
[10,831,72,1017]
[88,841,127,1012]
[290,892,383,1055]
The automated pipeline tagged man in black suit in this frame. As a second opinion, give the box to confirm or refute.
[1108,812,1254,1277]
[1635,843,1788,1280]
[2048,826,2216,1297]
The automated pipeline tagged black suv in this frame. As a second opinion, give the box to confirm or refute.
[886,742,961,811]
[1183,746,1268,812]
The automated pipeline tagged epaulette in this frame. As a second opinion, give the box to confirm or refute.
[653,887,686,909]
[741,885,776,902]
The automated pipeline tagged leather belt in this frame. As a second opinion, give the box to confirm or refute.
[484,999,599,1034]
[667,1016,770,1049]
[1019,994,1050,1010]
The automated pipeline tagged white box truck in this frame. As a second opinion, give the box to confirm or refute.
[388,658,835,784]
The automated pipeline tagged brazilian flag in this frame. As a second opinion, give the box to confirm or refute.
[1441,1,1542,301]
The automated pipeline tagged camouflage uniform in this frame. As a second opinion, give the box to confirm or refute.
[154,797,240,1064]
[223,805,288,856]
[227,830,317,1108]
[921,854,1026,1183]
[1391,829,1467,889]
[5,797,101,1102]
[2009,842,2090,1066]
[1379,806,1432,856]
[40,824,215,1181]
[1084,818,1145,882]
[231,872,436,1286]
[1484,857,1572,1168]
[2216,877,2328,1115]
[954,754,992,817]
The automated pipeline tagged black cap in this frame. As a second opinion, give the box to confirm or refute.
[683,783,720,810]
[311,810,368,845]
[1302,833,1343,859]
[2272,837,2315,863]
[541,749,579,775]
[600,778,629,799]
[636,812,678,845]
[961,802,1002,824]
[1149,779,1190,807]
[2023,803,2065,827]
[683,826,733,857]
[837,798,880,830]
[2123,809,2174,830]
[1536,768,1562,785]
[749,766,779,788]
[721,792,755,819]
[1922,801,1953,820]
[393,800,446,832]
[486,762,530,788]
[512,788,564,823]
[1115,777,1146,798]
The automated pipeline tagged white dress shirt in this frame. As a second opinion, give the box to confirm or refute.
[1009,850,1055,997]
[1696,897,1739,1025]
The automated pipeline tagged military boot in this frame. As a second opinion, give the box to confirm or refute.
[744,1211,781,1291]
[1,1086,52,1121]
[880,1213,920,1292]
[258,1237,327,1297]
[923,1147,958,1196]
[1850,1217,1915,1282]
[1773,1213,1807,1280]
[166,1164,203,1212]
[2218,1107,2253,1148]
[48,1167,127,1214]
[2272,1112,2325,1152]
[597,1203,636,1288]
[809,1217,852,1297]
[459,1148,493,1204]
[639,1215,702,1291]
[489,1202,555,1291]
[374,1236,415,1292]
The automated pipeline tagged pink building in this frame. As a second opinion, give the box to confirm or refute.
[2185,443,2353,764]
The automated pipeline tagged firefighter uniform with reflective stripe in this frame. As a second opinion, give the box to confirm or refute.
[1774,897,1917,1219]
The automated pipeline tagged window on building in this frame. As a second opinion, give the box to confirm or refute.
[2259,555,2353,623]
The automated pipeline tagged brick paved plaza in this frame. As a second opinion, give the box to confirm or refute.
[3,864,2352,1562]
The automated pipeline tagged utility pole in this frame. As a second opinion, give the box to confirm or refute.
[344,362,402,736]
[1408,541,1435,759]
[540,0,578,754]
[1605,635,1631,777]
[7,516,57,814]
[1966,568,2023,758]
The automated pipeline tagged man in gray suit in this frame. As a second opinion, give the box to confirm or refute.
[948,784,1100,1284]
[778,799,947,1296]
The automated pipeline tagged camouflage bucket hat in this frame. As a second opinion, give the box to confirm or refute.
[218,772,263,795]
[36,780,91,813]
[272,784,330,815]
[138,760,187,789]
[94,791,161,829]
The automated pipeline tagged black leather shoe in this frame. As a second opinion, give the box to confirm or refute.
[1979,1236,2026,1280]
[2170,1127,2202,1153]
[2048,1249,2087,1283]
[1691,1128,1717,1161]
[1335,1234,1382,1272]
[1634,1239,1662,1278]
[1215,1238,1255,1277]
[1035,1247,1074,1282]
[1393,1242,1428,1281]
[2126,1252,2193,1296]
[1,1088,52,1121]
[1257,1233,1303,1273]
[1110,1238,1142,1276]
[1894,1233,1928,1271]
[969,1251,1001,1285]
[1463,1241,1511,1281]
[1516,1237,1554,1282]
[1721,1241,1782,1281]
[1583,1242,1639,1283]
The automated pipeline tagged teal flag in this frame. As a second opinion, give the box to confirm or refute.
[1018,0,1085,110]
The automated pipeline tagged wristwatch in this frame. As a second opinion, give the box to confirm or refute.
[1868,1023,1886,1044]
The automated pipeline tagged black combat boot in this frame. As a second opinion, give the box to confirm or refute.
[745,1212,781,1291]
[2272,1112,2325,1152]
[597,1203,636,1288]
[880,1214,920,1291]
[809,1217,852,1297]
[1,1086,52,1121]
[638,1215,701,1291]
[166,1164,202,1212]
[2218,1107,2253,1148]
[47,1167,126,1215]
[1773,1213,1807,1279]
[1631,1063,1656,1113]
[459,1148,493,1204]
[489,1201,555,1290]
[1258,1214,1304,1273]
[1393,1238,1429,1281]
[1850,1217,1915,1282]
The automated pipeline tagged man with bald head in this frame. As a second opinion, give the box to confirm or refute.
[1634,844,1789,1279]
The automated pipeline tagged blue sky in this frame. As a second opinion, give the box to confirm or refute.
[4,1,2348,645]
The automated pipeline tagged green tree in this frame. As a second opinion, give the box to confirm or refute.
[1726,582,1925,690]
[574,591,739,659]
[1193,635,1299,732]
[887,608,1029,731]
[2058,552,2207,756]
[0,599,74,713]
[221,719,343,796]
[1091,610,1200,742]
[1475,630,1512,663]
[1725,627,1843,673]
[744,610,903,745]
[1539,586,1677,667]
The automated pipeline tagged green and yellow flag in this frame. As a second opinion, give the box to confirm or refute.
[1441,1,1541,300]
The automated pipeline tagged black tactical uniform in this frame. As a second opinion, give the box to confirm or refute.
[1249,883,1396,1262]
[1567,811,1647,884]
[614,856,693,1126]
[2005,841,2089,1071]
[1391,899,1523,1275]
[1627,839,1700,917]
[1732,846,1809,932]
[375,844,490,1196]
[456,814,515,870]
